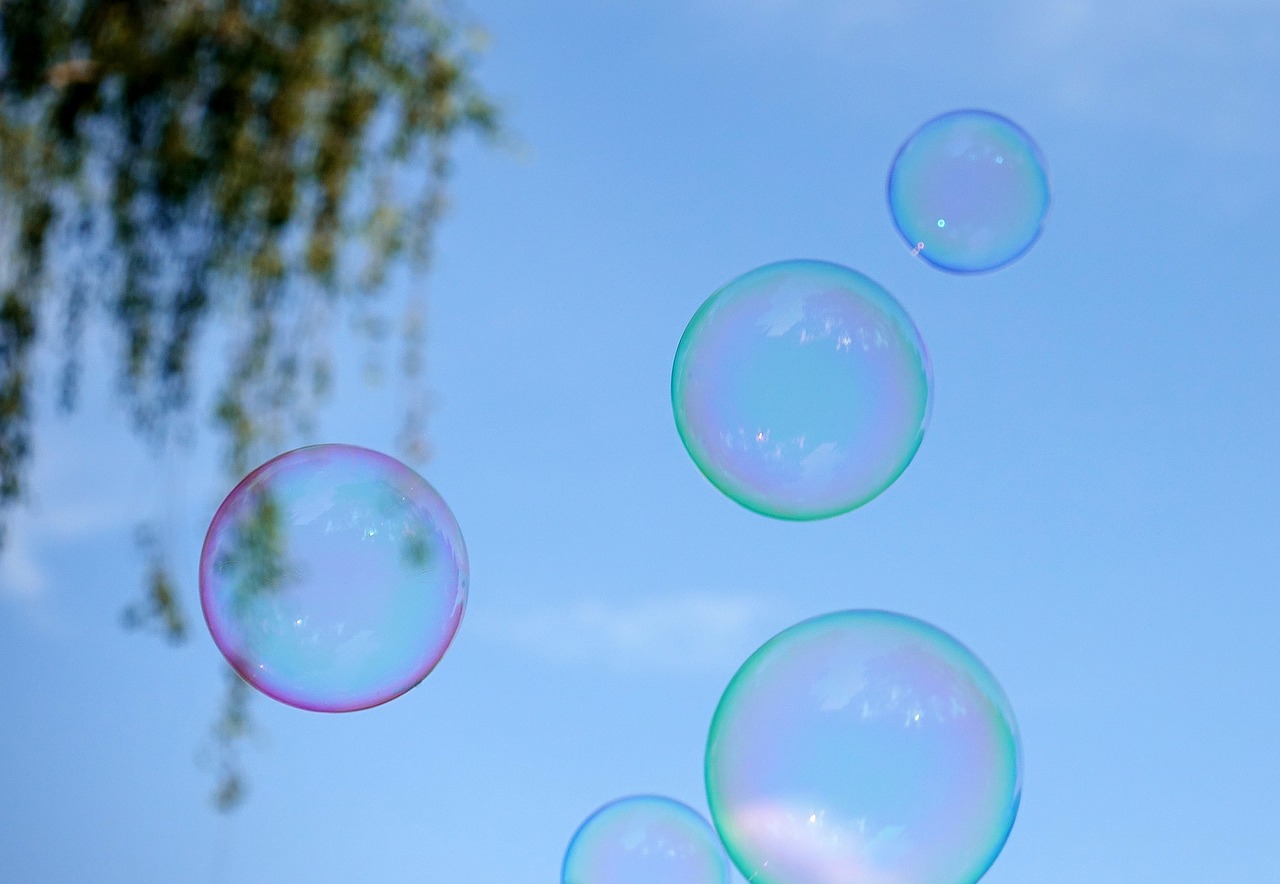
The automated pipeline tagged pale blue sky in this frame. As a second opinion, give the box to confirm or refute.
[2,1,1278,881]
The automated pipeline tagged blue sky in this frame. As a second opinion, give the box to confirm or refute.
[2,0,1278,881]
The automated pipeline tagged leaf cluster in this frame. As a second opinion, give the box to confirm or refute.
[0,0,495,522]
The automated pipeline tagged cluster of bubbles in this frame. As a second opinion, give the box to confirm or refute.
[197,107,1045,882]
[563,611,1021,884]
[567,108,1042,883]
[672,110,1047,523]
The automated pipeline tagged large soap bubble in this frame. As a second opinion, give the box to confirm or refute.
[672,260,932,520]
[562,795,730,884]
[888,109,1050,273]
[200,444,467,713]
[706,610,1022,884]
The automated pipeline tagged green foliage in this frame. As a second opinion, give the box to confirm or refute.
[0,0,495,808]
[0,0,494,494]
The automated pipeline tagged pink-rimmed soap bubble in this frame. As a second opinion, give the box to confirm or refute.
[199,444,467,712]
[706,610,1022,884]
[672,260,932,520]
[562,795,730,884]
[888,109,1050,273]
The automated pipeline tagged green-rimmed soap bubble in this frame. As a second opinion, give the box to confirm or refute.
[672,260,932,520]
[706,610,1022,884]
[562,795,730,884]
[200,444,467,713]
[888,109,1050,273]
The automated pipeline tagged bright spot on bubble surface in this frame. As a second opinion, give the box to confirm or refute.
[671,260,932,520]
[888,109,1050,273]
[705,611,1022,884]
[562,795,730,884]
[199,444,467,713]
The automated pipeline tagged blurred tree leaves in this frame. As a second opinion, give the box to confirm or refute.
[0,0,495,809]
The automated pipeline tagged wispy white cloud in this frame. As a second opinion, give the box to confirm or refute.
[698,0,906,47]
[730,0,903,28]
[0,518,48,600]
[0,399,172,604]
[478,590,792,675]
[1005,0,1279,152]
[705,0,1278,157]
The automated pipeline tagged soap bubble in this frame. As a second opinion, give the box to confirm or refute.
[706,611,1022,884]
[562,795,730,884]
[672,260,932,520]
[199,444,467,713]
[888,109,1050,273]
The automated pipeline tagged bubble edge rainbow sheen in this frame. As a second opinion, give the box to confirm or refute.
[671,259,934,521]
[561,794,731,884]
[887,109,1051,274]
[198,442,469,714]
[704,609,1023,884]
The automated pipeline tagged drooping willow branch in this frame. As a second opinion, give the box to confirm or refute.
[0,0,496,808]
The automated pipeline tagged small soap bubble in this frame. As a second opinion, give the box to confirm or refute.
[888,109,1050,273]
[672,260,932,520]
[199,444,467,713]
[706,611,1022,884]
[562,795,730,884]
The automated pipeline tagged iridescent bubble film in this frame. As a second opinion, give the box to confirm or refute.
[706,611,1022,884]
[672,260,932,520]
[562,795,730,884]
[888,109,1050,273]
[200,444,468,713]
